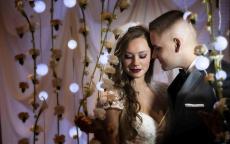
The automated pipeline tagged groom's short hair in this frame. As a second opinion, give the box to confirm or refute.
[149,10,184,34]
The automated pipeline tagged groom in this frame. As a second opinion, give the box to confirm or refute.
[149,10,230,144]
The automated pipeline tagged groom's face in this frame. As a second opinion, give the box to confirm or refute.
[150,31,177,71]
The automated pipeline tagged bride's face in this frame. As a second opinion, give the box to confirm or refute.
[122,37,151,79]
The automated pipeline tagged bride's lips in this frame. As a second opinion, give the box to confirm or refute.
[129,68,141,73]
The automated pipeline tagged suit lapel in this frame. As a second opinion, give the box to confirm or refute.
[168,69,204,107]
[178,69,203,96]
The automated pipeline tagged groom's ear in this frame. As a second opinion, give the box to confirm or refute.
[173,38,180,53]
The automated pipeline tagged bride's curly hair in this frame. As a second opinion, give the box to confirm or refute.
[112,25,154,140]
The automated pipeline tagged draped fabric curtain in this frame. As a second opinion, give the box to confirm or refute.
[0,0,229,143]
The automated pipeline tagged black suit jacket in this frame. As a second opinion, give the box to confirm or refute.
[162,60,230,144]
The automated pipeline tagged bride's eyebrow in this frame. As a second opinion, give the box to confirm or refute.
[125,51,149,54]
[124,52,133,55]
[139,51,148,54]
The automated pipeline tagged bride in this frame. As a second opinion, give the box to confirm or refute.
[101,25,168,144]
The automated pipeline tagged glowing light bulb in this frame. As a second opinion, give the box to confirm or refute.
[183,11,192,20]
[213,36,228,51]
[69,83,79,93]
[64,0,77,8]
[36,63,49,76]
[195,56,210,70]
[99,55,109,65]
[33,0,46,13]
[68,39,77,50]
[99,49,109,65]
[38,91,48,101]
[69,126,82,139]
[215,70,227,80]
[96,81,104,92]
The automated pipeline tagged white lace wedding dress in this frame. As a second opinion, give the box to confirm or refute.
[103,94,157,144]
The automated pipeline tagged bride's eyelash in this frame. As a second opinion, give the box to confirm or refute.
[139,54,147,59]
[124,54,133,59]
[124,53,147,59]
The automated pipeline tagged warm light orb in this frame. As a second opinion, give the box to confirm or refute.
[64,0,77,8]
[33,0,46,13]
[38,91,48,101]
[69,126,82,139]
[195,56,210,70]
[69,83,79,93]
[213,36,228,51]
[68,39,78,50]
[215,70,227,80]
[36,63,49,76]
[96,81,104,92]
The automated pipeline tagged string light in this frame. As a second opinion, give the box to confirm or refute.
[99,49,109,65]
[215,70,227,80]
[69,126,82,139]
[69,83,79,93]
[33,0,46,13]
[213,36,228,51]
[38,91,48,101]
[36,63,49,76]
[183,11,192,20]
[68,39,78,50]
[63,0,77,8]
[195,56,210,70]
[96,81,104,92]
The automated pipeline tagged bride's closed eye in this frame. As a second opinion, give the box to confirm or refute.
[124,54,133,59]
[139,54,147,59]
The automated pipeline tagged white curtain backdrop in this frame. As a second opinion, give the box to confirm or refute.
[0,0,229,143]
